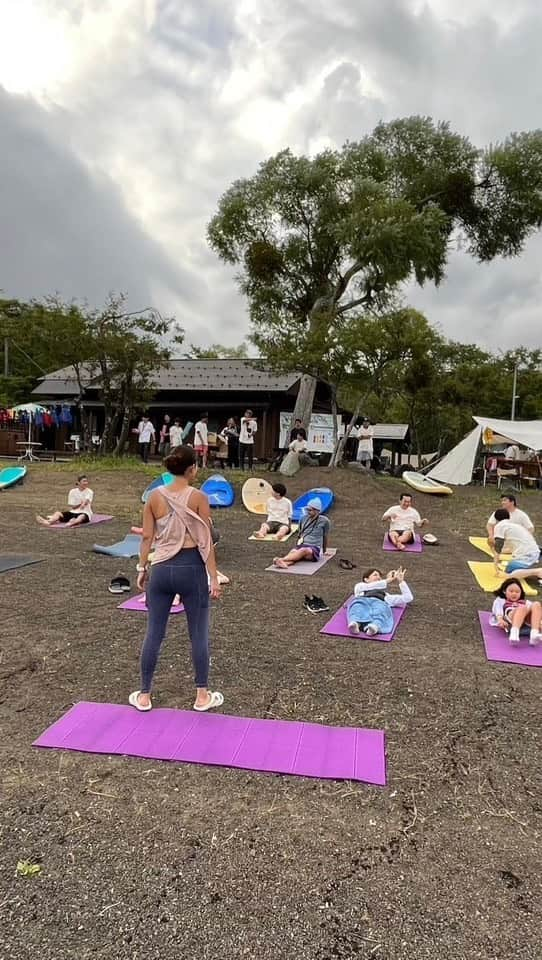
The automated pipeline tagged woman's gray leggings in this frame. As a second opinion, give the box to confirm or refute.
[141,547,210,692]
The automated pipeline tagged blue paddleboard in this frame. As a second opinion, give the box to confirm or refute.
[141,472,174,503]
[291,486,334,523]
[200,474,235,508]
[0,466,27,490]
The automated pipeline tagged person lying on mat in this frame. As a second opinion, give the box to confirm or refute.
[491,579,542,647]
[36,475,94,527]
[347,567,413,636]
[131,444,223,714]
[382,492,428,550]
[254,482,293,540]
[491,509,542,584]
[487,493,534,545]
[273,497,331,568]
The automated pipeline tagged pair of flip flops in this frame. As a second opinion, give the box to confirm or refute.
[339,558,357,570]
[109,575,130,594]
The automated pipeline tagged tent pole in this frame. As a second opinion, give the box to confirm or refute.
[511,363,518,421]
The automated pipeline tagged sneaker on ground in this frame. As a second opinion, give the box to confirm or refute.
[303,595,318,613]
[312,596,330,612]
[365,623,379,636]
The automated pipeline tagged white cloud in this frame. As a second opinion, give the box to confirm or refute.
[0,0,541,349]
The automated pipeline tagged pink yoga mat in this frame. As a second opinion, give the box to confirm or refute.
[382,534,422,553]
[321,597,405,642]
[33,701,387,785]
[118,594,185,614]
[49,514,114,528]
[266,548,337,576]
[478,612,542,667]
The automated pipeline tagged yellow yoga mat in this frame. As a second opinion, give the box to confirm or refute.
[469,537,511,561]
[249,523,299,542]
[467,561,537,596]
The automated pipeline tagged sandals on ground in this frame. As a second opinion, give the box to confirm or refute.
[109,575,131,594]
[338,558,357,570]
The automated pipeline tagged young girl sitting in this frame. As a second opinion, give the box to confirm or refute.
[491,578,542,646]
[347,567,413,636]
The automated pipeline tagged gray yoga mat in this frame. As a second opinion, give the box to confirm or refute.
[0,556,44,573]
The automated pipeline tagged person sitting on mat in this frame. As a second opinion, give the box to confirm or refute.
[487,493,534,545]
[130,444,223,713]
[36,475,94,527]
[491,508,542,584]
[273,497,331,568]
[347,566,413,636]
[382,492,428,550]
[491,579,542,646]
[254,482,293,540]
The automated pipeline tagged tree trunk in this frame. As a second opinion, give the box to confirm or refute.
[330,392,368,467]
[330,384,338,453]
[292,374,317,429]
[78,405,91,451]
[115,407,132,456]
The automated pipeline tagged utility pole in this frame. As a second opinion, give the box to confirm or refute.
[510,362,519,421]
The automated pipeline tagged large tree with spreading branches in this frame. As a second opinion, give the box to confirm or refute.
[208,116,542,427]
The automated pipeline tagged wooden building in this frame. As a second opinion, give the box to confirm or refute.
[31,359,335,459]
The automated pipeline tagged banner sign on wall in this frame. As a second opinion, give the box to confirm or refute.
[279,412,345,453]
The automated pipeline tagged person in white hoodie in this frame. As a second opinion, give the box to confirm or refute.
[347,566,413,636]
[239,409,257,470]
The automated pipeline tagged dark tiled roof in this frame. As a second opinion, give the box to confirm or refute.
[33,360,300,396]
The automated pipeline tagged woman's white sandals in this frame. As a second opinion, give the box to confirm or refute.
[129,690,152,712]
[193,691,224,712]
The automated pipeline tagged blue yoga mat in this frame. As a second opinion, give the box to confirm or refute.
[141,473,174,503]
[200,474,235,508]
[291,487,334,523]
[93,534,142,558]
[0,466,26,490]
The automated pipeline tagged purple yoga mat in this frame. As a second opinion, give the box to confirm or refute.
[478,612,542,667]
[321,597,406,642]
[118,593,185,614]
[266,548,337,575]
[49,514,114,528]
[33,701,386,785]
[382,534,422,553]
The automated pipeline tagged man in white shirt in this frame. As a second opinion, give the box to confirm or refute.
[194,413,209,467]
[239,409,257,470]
[382,492,428,550]
[36,475,95,527]
[137,415,155,463]
[492,508,542,581]
[487,493,534,544]
[356,417,374,469]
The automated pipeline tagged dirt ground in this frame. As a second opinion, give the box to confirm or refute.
[1,462,542,960]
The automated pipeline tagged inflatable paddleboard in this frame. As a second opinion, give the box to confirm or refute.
[200,474,235,508]
[402,471,453,496]
[242,477,274,514]
[141,472,174,503]
[291,486,335,523]
[0,466,26,490]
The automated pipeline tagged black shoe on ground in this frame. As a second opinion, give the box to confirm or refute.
[303,595,318,613]
[311,595,330,612]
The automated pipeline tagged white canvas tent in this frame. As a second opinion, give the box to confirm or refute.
[428,416,542,486]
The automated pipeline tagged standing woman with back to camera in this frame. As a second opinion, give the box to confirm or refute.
[129,444,223,713]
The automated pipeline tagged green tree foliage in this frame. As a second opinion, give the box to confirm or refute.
[208,116,542,425]
[0,294,183,455]
[185,341,250,359]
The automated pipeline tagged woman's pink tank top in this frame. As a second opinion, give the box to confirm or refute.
[151,486,211,565]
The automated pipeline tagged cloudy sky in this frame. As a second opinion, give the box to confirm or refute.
[0,0,541,350]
